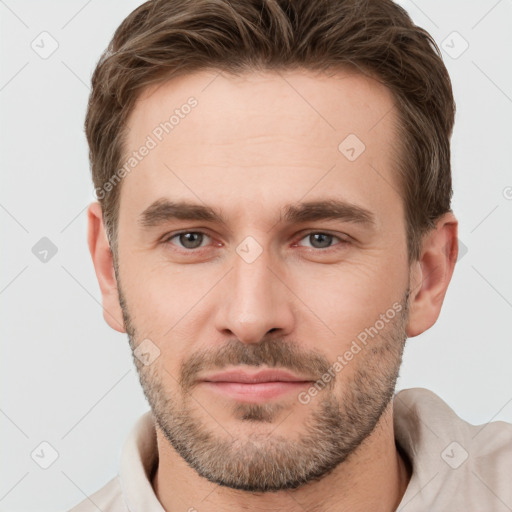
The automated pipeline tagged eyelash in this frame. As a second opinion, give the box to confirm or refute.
[161,230,350,253]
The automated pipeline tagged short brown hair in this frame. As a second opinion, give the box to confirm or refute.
[85,0,455,262]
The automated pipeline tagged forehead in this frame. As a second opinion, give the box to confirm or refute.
[127,67,396,148]
[120,68,400,227]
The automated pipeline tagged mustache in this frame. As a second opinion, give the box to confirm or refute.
[178,337,333,392]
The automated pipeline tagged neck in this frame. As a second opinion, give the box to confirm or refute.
[151,402,411,512]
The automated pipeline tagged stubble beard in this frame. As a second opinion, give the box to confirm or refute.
[118,281,409,492]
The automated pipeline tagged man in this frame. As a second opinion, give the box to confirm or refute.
[70,0,512,510]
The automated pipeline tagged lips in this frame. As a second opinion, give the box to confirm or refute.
[199,369,315,403]
[201,369,313,384]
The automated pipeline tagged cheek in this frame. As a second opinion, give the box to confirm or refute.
[290,256,407,346]
[119,250,213,328]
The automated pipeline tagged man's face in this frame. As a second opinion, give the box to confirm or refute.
[115,69,411,491]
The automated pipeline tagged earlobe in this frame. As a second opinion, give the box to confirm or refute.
[405,212,458,337]
[87,202,126,333]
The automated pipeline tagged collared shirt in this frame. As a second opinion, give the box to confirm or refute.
[67,388,512,511]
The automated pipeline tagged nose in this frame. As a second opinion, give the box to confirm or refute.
[214,245,296,344]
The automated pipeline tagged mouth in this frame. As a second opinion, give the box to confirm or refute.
[199,368,314,402]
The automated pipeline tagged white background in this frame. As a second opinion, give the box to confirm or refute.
[1,1,511,511]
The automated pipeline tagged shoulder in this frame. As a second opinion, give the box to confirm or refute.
[66,476,127,512]
[394,388,512,510]
[394,387,512,447]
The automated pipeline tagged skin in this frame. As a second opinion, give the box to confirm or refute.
[88,68,458,511]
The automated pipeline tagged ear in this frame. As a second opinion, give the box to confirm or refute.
[406,212,458,337]
[87,202,126,333]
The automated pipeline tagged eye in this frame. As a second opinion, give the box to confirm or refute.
[161,230,350,254]
[296,232,349,250]
[164,231,211,250]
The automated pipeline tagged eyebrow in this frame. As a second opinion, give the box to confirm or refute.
[138,198,376,229]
